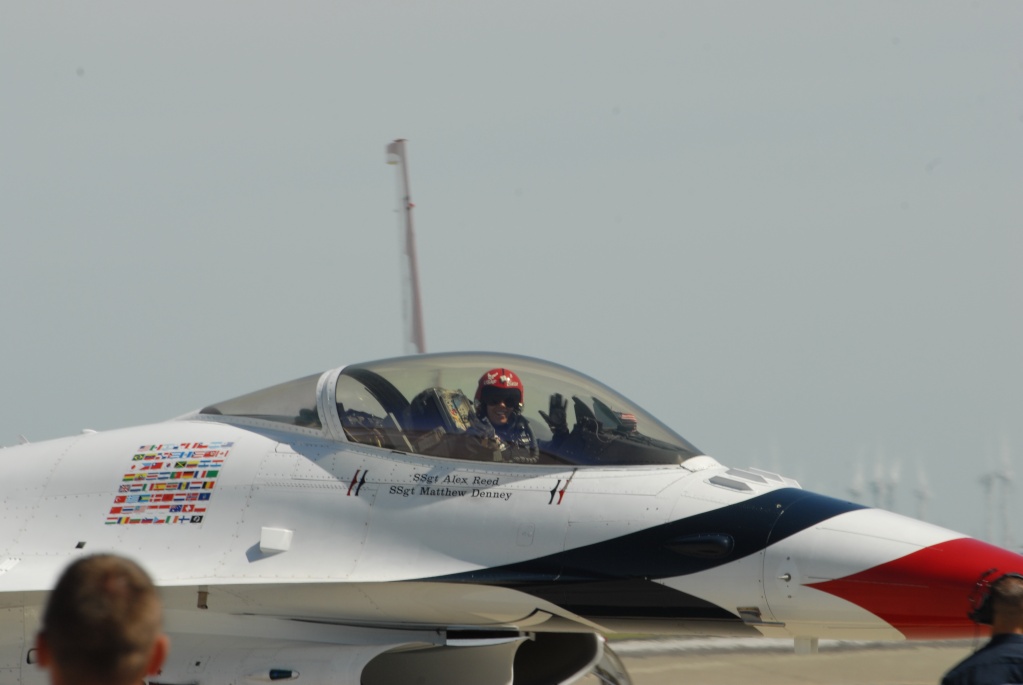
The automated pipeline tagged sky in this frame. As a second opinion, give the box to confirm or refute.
[2,2,1021,544]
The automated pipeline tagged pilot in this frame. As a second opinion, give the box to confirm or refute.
[475,368,538,463]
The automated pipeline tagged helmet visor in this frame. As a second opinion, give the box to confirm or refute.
[481,387,522,407]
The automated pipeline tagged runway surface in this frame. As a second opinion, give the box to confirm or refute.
[586,639,982,685]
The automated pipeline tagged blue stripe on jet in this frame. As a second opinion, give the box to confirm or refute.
[425,489,865,623]
[433,488,865,584]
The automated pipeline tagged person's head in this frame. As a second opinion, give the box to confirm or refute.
[988,573,1023,633]
[475,368,524,427]
[36,554,169,685]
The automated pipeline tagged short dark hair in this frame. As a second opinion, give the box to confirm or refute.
[41,554,162,685]
[991,574,1023,622]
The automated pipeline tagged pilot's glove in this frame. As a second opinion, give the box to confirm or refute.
[539,393,569,435]
[466,418,494,438]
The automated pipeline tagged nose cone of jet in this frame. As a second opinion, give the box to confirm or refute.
[806,519,1023,639]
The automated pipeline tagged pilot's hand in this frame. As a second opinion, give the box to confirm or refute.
[466,415,496,440]
[539,393,569,435]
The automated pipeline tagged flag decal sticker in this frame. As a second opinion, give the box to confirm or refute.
[105,442,233,525]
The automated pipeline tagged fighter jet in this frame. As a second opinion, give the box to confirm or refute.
[2,351,1019,685]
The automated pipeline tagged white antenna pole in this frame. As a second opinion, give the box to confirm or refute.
[914,458,932,522]
[980,470,995,542]
[998,436,1013,548]
[869,452,885,509]
[386,139,426,354]
[848,458,865,501]
[886,459,901,513]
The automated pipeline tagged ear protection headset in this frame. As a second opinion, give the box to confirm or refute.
[968,569,1023,625]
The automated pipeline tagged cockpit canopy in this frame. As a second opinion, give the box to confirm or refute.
[200,352,702,467]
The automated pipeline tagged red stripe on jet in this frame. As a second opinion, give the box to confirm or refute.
[809,537,1023,639]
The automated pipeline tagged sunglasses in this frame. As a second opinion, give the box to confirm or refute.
[484,391,520,406]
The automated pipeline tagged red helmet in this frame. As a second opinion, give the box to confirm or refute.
[475,368,524,407]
